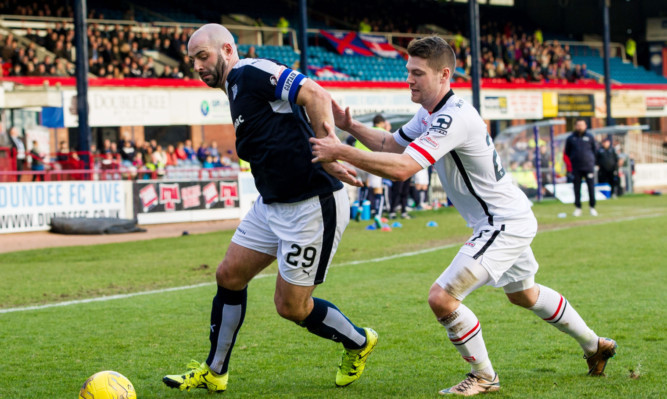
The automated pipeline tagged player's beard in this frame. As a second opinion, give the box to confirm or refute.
[203,54,226,89]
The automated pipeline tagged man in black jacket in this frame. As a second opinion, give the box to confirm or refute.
[596,138,619,198]
[564,119,598,216]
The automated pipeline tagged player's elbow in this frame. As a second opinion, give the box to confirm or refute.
[391,167,414,182]
[312,87,332,104]
[301,82,331,106]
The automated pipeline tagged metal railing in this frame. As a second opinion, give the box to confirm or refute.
[0,166,240,182]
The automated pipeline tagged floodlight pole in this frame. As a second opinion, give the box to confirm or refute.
[602,0,613,130]
[298,0,308,75]
[468,0,481,112]
[549,125,557,198]
[74,0,90,164]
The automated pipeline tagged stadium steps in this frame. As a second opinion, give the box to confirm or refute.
[572,54,667,84]
[239,44,406,81]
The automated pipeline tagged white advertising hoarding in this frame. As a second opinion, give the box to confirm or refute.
[0,181,129,233]
[62,89,232,128]
[481,91,543,120]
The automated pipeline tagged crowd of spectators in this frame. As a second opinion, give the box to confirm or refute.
[0,1,589,84]
[85,24,195,79]
[1,21,196,79]
[452,22,589,83]
[90,135,238,179]
[0,32,72,77]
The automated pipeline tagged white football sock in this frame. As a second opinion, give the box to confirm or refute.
[530,284,599,354]
[439,303,495,379]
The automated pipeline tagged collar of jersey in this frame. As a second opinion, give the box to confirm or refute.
[429,89,454,115]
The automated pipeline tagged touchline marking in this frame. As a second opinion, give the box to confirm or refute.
[0,243,459,315]
[2,212,662,314]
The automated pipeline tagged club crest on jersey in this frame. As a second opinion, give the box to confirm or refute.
[419,135,439,149]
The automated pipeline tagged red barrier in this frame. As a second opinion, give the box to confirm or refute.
[0,147,16,182]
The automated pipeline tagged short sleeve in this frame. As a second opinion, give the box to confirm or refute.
[275,68,307,104]
[237,59,307,104]
[393,112,424,147]
[405,112,467,167]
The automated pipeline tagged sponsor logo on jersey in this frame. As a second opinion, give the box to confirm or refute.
[270,75,278,86]
[234,114,244,129]
[429,127,448,136]
[419,135,439,149]
[231,84,238,100]
[465,242,476,247]
[455,99,464,108]
[421,117,428,126]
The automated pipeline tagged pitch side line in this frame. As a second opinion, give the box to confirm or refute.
[1,212,662,314]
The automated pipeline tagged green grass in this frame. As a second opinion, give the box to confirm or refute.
[0,195,665,398]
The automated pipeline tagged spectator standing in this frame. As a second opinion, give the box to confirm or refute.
[183,139,196,162]
[196,143,209,164]
[29,140,45,181]
[564,119,598,216]
[596,137,619,198]
[8,127,26,176]
[625,36,636,62]
[119,140,136,166]
[165,144,179,167]
[175,142,188,162]
[208,141,220,159]
[244,46,258,58]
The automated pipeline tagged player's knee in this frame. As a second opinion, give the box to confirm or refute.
[216,260,244,290]
[274,296,308,322]
[506,287,538,308]
[428,283,459,318]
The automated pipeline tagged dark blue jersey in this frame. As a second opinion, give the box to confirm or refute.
[225,58,342,203]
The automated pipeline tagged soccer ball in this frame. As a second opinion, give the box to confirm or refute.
[78,370,137,399]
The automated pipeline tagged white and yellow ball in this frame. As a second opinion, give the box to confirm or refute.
[78,370,137,399]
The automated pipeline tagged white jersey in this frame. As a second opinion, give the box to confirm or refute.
[394,90,533,230]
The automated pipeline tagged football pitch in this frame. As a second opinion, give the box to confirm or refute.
[1,195,665,398]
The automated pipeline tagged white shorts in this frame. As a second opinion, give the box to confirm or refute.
[414,168,429,186]
[437,216,539,295]
[231,188,349,286]
[366,173,383,189]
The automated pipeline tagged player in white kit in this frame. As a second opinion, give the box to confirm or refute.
[311,36,616,396]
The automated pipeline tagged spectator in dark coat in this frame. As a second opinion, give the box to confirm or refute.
[596,137,619,198]
[564,119,598,216]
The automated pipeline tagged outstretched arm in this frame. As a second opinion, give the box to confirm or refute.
[332,100,405,154]
[311,122,422,181]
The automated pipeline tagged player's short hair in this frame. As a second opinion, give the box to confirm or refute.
[372,114,386,126]
[407,36,456,74]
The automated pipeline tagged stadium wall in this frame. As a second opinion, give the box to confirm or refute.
[2,78,663,154]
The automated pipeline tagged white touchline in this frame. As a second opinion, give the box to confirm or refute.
[1,212,662,314]
[0,243,460,315]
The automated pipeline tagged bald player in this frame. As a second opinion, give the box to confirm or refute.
[163,24,378,393]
